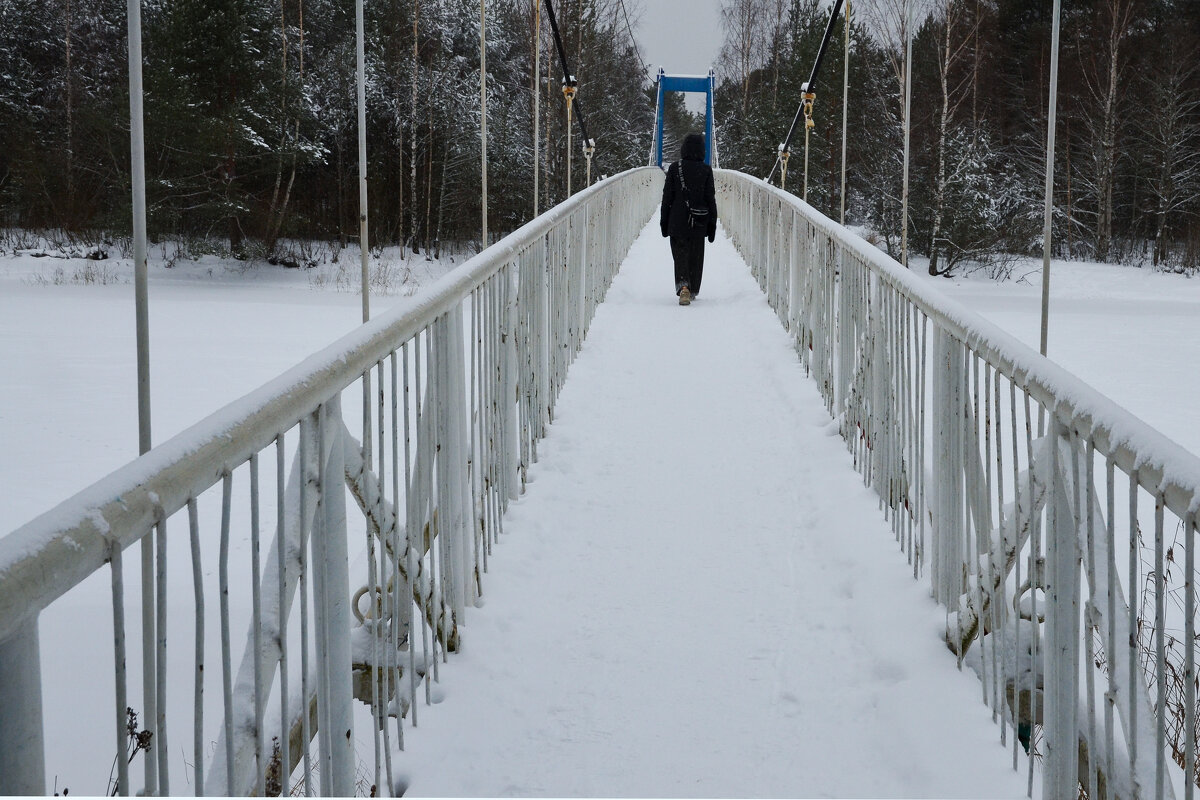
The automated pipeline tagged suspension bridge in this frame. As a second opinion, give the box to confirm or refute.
[3,0,1200,791]
[3,161,1200,797]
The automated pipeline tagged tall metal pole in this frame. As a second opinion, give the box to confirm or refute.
[900,0,913,267]
[533,0,540,216]
[481,0,489,246]
[356,0,370,323]
[566,95,573,197]
[127,1,158,792]
[802,122,811,201]
[1039,0,1062,358]
[840,0,851,225]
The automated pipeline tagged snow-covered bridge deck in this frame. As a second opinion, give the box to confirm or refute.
[395,222,1027,797]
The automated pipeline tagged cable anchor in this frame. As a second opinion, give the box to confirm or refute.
[562,75,578,195]
[583,138,596,187]
[802,91,816,201]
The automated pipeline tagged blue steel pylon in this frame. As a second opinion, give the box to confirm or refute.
[652,68,717,168]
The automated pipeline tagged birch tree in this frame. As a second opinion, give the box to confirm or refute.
[926,0,977,275]
[1139,49,1200,268]
[1074,0,1141,262]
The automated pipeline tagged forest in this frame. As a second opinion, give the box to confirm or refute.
[0,0,674,262]
[1,0,1197,274]
[717,0,1200,274]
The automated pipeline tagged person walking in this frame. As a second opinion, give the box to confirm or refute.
[660,133,717,306]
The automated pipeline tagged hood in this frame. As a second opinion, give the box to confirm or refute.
[681,133,706,162]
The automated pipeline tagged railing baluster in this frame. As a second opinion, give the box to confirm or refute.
[188,498,204,797]
[1155,488,1167,798]
[275,435,289,797]
[1083,436,1098,800]
[249,453,264,797]
[1130,468,1141,790]
[112,544,129,797]
[219,471,234,796]
[1023,389,1038,799]
[1106,455,1117,799]
[1187,508,1197,799]
[298,414,314,797]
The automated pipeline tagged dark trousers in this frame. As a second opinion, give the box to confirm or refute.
[670,233,706,296]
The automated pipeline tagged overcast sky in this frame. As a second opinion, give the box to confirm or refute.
[633,0,724,111]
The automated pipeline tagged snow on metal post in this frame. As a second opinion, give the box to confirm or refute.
[503,268,520,503]
[0,618,44,794]
[930,328,965,605]
[127,0,159,792]
[356,0,370,324]
[1043,419,1081,797]
[313,398,355,796]
[1039,0,1061,358]
[481,0,489,247]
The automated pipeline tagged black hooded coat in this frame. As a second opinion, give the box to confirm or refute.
[660,133,717,296]
[660,134,718,240]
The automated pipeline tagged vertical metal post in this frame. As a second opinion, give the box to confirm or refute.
[0,618,45,795]
[481,0,488,246]
[705,71,716,166]
[356,0,370,324]
[653,69,665,168]
[1043,420,1080,797]
[566,91,574,197]
[127,1,158,791]
[313,398,354,796]
[533,0,540,215]
[840,0,850,225]
[802,123,811,202]
[128,0,150,455]
[1039,0,1061,357]
[900,0,913,267]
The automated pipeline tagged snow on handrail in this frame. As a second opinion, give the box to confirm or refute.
[718,167,1196,799]
[0,165,664,796]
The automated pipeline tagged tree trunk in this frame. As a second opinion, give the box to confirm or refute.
[337,137,347,249]
[1096,0,1132,263]
[265,0,289,253]
[435,141,448,259]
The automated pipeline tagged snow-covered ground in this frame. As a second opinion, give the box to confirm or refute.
[915,258,1200,458]
[3,225,1198,796]
[0,244,455,533]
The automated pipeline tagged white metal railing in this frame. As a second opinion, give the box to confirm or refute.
[0,166,663,796]
[718,169,1200,799]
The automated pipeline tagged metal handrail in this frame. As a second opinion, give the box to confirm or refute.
[718,167,1199,798]
[0,165,663,796]
[721,171,1200,520]
[0,167,660,643]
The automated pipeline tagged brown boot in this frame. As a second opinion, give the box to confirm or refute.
[679,287,692,306]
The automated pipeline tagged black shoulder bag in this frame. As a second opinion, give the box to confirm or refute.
[676,163,709,231]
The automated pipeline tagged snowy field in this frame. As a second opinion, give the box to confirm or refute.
[915,258,1200,458]
[2,225,1199,796]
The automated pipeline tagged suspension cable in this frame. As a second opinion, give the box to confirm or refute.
[616,0,651,77]
[766,0,846,187]
[543,0,595,193]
